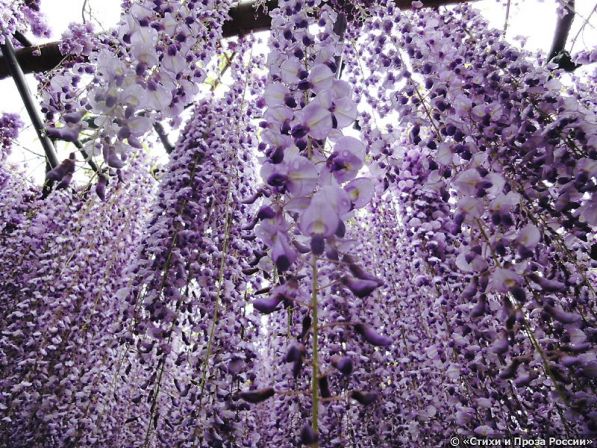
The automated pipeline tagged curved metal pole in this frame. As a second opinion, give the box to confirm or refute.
[1,36,59,168]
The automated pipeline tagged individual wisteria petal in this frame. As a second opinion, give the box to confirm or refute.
[46,126,80,142]
[318,375,331,398]
[517,224,540,249]
[345,177,374,208]
[488,268,523,293]
[327,149,363,183]
[453,169,483,196]
[46,153,75,182]
[57,172,73,189]
[350,390,379,406]
[104,147,125,169]
[310,234,325,255]
[470,295,487,318]
[528,273,567,292]
[331,79,352,98]
[228,357,244,375]
[457,196,485,219]
[474,426,495,438]
[491,336,509,355]
[332,96,358,128]
[327,136,366,183]
[240,189,263,205]
[299,190,340,237]
[331,355,354,375]
[127,116,152,137]
[265,105,294,126]
[341,276,381,298]
[354,322,392,347]
[283,343,305,363]
[257,205,277,221]
[286,154,319,196]
[262,129,293,150]
[455,408,476,426]
[299,314,312,341]
[544,305,581,324]
[271,231,298,272]
[253,295,283,314]
[343,256,383,284]
[298,101,333,140]
[300,424,319,445]
[255,216,287,247]
[318,183,352,216]
[95,174,108,201]
[308,64,334,93]
[280,57,302,84]
[257,282,298,314]
[239,388,275,404]
[262,161,289,191]
[316,81,358,129]
[264,82,291,108]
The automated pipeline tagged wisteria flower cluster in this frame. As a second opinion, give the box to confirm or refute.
[0,0,595,447]
[107,42,266,447]
[341,1,596,441]
[0,0,49,44]
[41,0,233,179]
[240,0,396,444]
[0,154,156,446]
[0,112,22,160]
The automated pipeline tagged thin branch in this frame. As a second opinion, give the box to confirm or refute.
[153,122,174,154]
[0,37,59,168]
[310,256,320,443]
[570,3,597,51]
[0,0,477,80]
[210,51,237,92]
[74,139,101,175]
[82,0,89,24]
[503,0,511,35]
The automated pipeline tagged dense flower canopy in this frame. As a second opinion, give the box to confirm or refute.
[0,0,595,447]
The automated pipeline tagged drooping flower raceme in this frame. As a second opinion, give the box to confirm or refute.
[244,1,389,444]
[342,1,597,440]
[0,112,23,161]
[111,43,264,447]
[0,154,155,447]
[41,0,233,179]
[0,0,49,44]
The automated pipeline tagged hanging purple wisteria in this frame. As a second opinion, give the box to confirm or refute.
[0,0,595,447]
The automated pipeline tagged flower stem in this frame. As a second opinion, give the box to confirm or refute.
[311,255,319,445]
[198,192,233,397]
